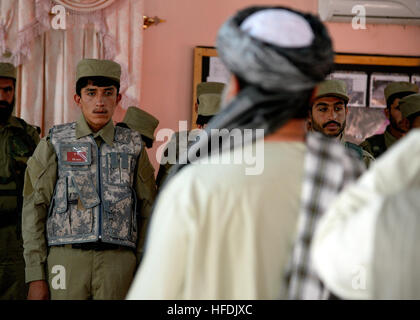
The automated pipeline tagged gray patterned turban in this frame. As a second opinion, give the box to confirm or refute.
[164,6,334,184]
[217,7,332,92]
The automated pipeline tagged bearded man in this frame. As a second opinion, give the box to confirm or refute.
[360,82,418,158]
[0,62,40,299]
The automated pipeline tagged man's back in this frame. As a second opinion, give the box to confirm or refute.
[128,141,305,299]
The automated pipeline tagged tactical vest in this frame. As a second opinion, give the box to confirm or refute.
[0,118,37,229]
[47,122,142,249]
[344,141,363,160]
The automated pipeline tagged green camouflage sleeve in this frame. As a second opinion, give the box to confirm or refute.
[22,136,57,283]
[134,145,157,265]
[26,123,41,146]
[362,149,375,169]
[359,140,374,158]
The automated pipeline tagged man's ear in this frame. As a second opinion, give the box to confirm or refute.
[74,94,81,106]
[230,75,241,96]
[116,93,122,104]
[384,108,390,120]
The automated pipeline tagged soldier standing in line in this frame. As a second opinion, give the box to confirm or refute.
[360,81,418,158]
[117,106,158,231]
[156,82,224,189]
[22,59,154,300]
[308,79,374,167]
[0,62,40,299]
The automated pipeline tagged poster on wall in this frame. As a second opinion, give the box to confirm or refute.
[370,73,410,108]
[327,71,368,107]
[207,57,230,84]
[412,74,420,89]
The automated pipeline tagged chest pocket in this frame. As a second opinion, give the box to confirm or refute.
[8,130,37,179]
[106,152,135,186]
[58,143,92,171]
[9,135,33,159]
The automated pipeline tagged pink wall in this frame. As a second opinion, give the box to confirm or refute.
[140,0,420,171]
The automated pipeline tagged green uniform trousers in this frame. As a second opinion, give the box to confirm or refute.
[47,245,136,300]
[0,225,27,300]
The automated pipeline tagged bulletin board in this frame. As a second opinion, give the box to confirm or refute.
[192,46,420,142]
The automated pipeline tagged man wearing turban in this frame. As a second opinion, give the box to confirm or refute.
[127,6,361,300]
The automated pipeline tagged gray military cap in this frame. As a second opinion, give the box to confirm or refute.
[0,62,16,80]
[314,79,349,104]
[384,82,418,102]
[122,106,159,140]
[196,82,225,116]
[399,93,420,119]
[76,59,121,83]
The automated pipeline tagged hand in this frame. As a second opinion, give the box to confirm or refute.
[27,280,49,300]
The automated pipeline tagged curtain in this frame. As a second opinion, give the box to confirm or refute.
[0,0,143,136]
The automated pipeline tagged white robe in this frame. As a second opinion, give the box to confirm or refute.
[127,140,306,299]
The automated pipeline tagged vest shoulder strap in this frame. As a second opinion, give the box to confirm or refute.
[344,141,363,160]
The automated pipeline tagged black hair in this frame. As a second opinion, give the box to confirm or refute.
[141,135,154,149]
[76,76,120,97]
[196,114,214,126]
[387,92,415,109]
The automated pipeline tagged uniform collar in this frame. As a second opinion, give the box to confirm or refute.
[384,127,398,148]
[0,116,24,129]
[76,114,115,146]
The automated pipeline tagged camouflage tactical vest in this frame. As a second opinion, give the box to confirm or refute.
[47,122,142,248]
[344,141,363,160]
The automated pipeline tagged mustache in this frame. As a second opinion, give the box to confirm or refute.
[322,121,341,128]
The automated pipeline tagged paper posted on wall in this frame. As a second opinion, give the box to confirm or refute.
[412,74,420,90]
[327,71,368,107]
[207,57,230,84]
[370,73,410,108]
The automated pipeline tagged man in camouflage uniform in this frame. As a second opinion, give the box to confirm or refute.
[156,82,224,188]
[117,106,158,222]
[308,79,374,167]
[360,82,418,158]
[22,59,155,300]
[0,62,40,299]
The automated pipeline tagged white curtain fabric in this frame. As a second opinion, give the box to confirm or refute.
[0,0,143,136]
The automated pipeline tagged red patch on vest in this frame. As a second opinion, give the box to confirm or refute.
[67,151,88,163]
